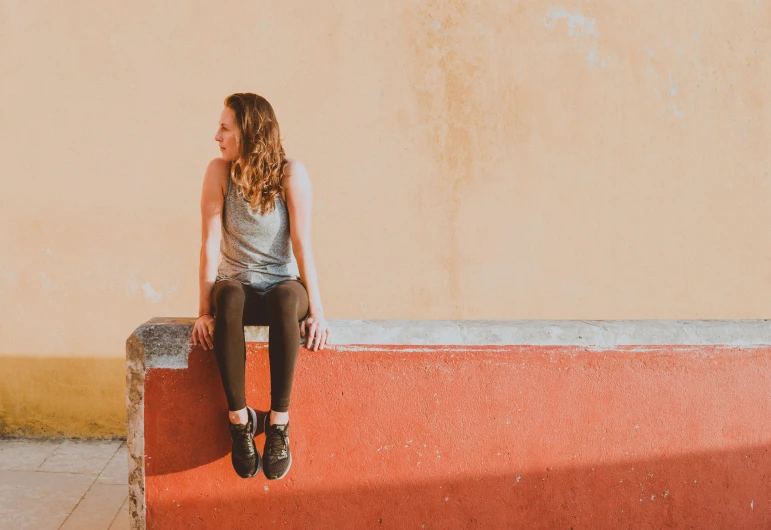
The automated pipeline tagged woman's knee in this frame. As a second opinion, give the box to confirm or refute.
[266,284,299,316]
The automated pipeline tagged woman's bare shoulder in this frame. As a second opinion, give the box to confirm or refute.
[284,157,306,172]
[206,157,230,179]
[283,158,310,186]
[281,158,312,206]
[202,158,229,203]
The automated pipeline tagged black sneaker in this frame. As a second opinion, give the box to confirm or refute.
[229,407,261,478]
[262,415,292,480]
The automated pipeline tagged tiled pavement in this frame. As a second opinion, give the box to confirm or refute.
[0,439,128,530]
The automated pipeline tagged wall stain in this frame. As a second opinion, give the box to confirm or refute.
[405,1,529,314]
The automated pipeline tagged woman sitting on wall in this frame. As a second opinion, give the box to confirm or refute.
[191,93,331,480]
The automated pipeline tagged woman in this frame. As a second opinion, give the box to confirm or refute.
[190,93,330,481]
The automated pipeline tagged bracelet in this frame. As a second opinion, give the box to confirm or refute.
[198,313,212,318]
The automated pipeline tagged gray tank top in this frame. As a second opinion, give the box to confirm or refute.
[216,174,301,292]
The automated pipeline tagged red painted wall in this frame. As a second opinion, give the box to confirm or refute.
[144,344,771,528]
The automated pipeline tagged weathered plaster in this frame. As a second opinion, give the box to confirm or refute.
[125,333,146,530]
[135,318,771,369]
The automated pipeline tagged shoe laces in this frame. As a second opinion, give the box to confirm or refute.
[266,424,289,460]
[230,422,255,457]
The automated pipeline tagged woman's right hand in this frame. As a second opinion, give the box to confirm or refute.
[191,315,215,350]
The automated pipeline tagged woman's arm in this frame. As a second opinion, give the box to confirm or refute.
[284,159,330,351]
[191,158,228,350]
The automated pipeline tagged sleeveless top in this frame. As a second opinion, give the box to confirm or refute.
[216,174,301,293]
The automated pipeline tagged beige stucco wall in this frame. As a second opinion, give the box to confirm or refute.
[2,0,770,436]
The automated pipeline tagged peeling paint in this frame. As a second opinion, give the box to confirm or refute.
[141,282,163,302]
[127,279,164,302]
[543,7,604,68]
[668,75,679,96]
[646,52,686,119]
[543,7,597,38]
[668,101,685,119]
[667,74,685,118]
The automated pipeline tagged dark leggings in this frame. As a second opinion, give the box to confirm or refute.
[211,279,310,413]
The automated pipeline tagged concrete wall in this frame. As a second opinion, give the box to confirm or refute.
[2,1,771,436]
[127,319,771,529]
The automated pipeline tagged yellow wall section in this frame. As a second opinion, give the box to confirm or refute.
[2,1,771,436]
[0,357,125,438]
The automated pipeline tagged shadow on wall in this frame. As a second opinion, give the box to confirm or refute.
[146,443,770,528]
[141,345,771,528]
[144,349,232,475]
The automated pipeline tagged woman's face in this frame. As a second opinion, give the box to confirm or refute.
[214,107,239,161]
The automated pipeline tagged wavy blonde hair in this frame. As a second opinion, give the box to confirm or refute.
[224,93,288,215]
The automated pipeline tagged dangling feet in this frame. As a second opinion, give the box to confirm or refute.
[262,413,292,480]
[229,406,261,478]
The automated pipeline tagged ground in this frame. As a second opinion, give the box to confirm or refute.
[0,438,128,529]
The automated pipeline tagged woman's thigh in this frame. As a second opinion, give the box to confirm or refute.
[243,280,309,326]
[212,280,269,326]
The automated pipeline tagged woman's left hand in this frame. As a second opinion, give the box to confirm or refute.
[300,313,331,351]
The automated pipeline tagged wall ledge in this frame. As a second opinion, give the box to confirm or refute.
[129,318,771,370]
[126,317,771,529]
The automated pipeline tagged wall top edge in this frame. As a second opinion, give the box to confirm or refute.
[127,318,771,369]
